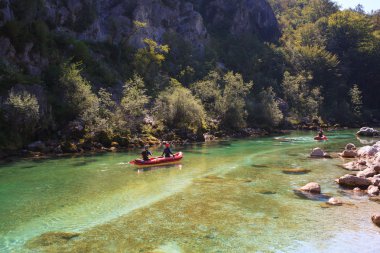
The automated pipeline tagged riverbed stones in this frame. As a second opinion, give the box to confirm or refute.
[371,213,380,227]
[282,168,311,175]
[345,143,356,150]
[310,148,331,158]
[367,185,380,196]
[27,232,80,247]
[357,167,377,178]
[299,182,321,194]
[357,145,379,157]
[356,127,380,137]
[337,174,372,188]
[341,149,357,158]
[327,197,343,206]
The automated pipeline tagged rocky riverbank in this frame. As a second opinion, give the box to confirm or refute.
[297,127,380,228]
[0,128,270,161]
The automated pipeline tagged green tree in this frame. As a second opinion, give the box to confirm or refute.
[248,87,283,127]
[154,81,205,133]
[120,74,150,132]
[281,71,322,120]
[2,89,40,146]
[190,71,222,117]
[57,62,99,126]
[349,84,363,118]
[134,38,170,91]
[219,72,253,130]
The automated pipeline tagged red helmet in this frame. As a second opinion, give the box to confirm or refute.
[165,143,170,147]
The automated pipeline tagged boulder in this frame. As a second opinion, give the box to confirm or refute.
[310,148,331,158]
[342,161,367,171]
[372,213,380,227]
[337,174,372,188]
[357,167,377,178]
[370,177,380,186]
[357,146,379,157]
[27,141,47,152]
[367,185,380,196]
[327,197,343,206]
[299,182,321,194]
[341,149,357,158]
[345,143,356,150]
[61,142,78,153]
[357,127,380,137]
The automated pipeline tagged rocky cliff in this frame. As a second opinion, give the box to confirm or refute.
[1,0,279,51]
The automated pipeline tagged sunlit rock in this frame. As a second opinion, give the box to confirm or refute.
[371,213,380,227]
[337,174,372,188]
[299,182,321,194]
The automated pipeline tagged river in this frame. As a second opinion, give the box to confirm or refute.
[0,130,379,252]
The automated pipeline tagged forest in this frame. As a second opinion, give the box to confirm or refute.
[0,0,379,152]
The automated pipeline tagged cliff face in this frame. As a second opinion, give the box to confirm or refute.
[1,0,279,49]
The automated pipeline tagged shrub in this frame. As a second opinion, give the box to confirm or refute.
[154,81,206,133]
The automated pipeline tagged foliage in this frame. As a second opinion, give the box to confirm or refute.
[219,72,253,130]
[154,82,205,133]
[1,88,40,146]
[349,84,363,118]
[281,71,322,119]
[190,71,222,117]
[120,74,150,132]
[56,62,99,125]
[248,87,283,127]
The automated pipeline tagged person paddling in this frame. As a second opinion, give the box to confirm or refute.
[318,129,324,138]
[141,145,152,161]
[162,143,174,158]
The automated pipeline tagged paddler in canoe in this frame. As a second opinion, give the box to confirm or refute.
[162,142,174,157]
[141,145,153,161]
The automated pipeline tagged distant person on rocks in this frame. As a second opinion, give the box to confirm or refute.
[141,146,152,161]
[162,143,174,158]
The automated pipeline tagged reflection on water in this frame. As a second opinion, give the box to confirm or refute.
[0,130,379,252]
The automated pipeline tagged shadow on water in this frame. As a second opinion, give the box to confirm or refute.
[133,163,183,172]
[293,190,330,201]
[251,164,269,168]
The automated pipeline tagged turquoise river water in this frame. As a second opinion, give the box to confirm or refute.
[0,130,379,252]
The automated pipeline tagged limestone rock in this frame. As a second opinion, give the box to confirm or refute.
[327,197,343,206]
[357,127,380,137]
[299,182,321,194]
[337,174,372,188]
[372,213,380,227]
[310,148,330,158]
[357,167,377,178]
[367,185,380,196]
[345,143,356,150]
[341,149,357,158]
[357,145,379,157]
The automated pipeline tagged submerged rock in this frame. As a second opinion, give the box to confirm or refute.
[310,148,331,158]
[337,174,372,188]
[299,182,321,194]
[27,232,80,247]
[293,189,330,201]
[371,213,380,227]
[327,197,343,206]
[369,196,380,203]
[282,168,311,175]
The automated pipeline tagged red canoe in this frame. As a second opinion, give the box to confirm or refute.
[314,135,328,141]
[130,152,183,166]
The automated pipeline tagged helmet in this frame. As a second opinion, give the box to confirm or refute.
[165,143,170,147]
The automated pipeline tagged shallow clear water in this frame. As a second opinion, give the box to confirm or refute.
[0,130,379,252]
